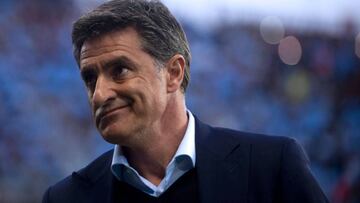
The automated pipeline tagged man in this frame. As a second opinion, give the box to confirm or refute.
[43,0,329,202]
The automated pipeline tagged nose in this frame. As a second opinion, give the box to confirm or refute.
[92,75,116,109]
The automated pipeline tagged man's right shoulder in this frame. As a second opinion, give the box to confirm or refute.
[42,149,114,203]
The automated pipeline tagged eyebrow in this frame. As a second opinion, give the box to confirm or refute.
[102,56,137,70]
[80,56,138,78]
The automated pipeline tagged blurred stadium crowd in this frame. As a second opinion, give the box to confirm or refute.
[0,1,359,202]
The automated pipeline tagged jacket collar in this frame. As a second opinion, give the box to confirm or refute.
[73,116,251,203]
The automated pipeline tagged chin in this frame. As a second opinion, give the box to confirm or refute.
[99,127,131,145]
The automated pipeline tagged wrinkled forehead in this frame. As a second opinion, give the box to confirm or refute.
[79,27,143,62]
[78,28,146,70]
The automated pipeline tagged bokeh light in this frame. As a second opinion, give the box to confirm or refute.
[284,69,310,103]
[278,36,302,65]
[356,32,360,58]
[260,16,285,45]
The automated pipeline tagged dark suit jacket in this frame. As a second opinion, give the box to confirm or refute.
[43,118,329,203]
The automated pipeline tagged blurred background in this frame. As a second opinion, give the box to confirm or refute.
[0,0,359,202]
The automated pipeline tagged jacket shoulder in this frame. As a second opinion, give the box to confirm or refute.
[195,118,298,162]
[212,125,296,148]
[42,149,113,203]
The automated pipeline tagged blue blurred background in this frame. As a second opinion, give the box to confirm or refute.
[0,0,359,202]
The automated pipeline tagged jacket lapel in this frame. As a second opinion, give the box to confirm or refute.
[195,118,251,203]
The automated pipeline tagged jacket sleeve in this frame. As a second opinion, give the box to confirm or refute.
[280,138,329,203]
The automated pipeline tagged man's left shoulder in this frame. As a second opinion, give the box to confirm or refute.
[195,119,304,161]
[210,126,310,165]
[212,126,299,150]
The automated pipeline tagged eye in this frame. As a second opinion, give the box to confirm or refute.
[82,71,97,91]
[112,66,129,81]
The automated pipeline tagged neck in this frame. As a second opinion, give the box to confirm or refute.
[123,94,188,185]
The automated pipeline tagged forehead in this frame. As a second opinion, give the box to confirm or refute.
[79,27,145,68]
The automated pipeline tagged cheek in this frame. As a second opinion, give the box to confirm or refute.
[131,80,167,113]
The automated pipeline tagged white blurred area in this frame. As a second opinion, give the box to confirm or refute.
[75,0,360,30]
[162,0,360,35]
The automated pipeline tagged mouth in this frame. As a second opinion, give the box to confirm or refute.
[95,105,130,129]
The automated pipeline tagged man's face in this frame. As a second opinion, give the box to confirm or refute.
[79,27,168,145]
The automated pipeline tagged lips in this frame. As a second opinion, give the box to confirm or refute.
[95,104,129,129]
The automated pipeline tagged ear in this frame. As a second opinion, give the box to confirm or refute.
[165,54,185,93]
